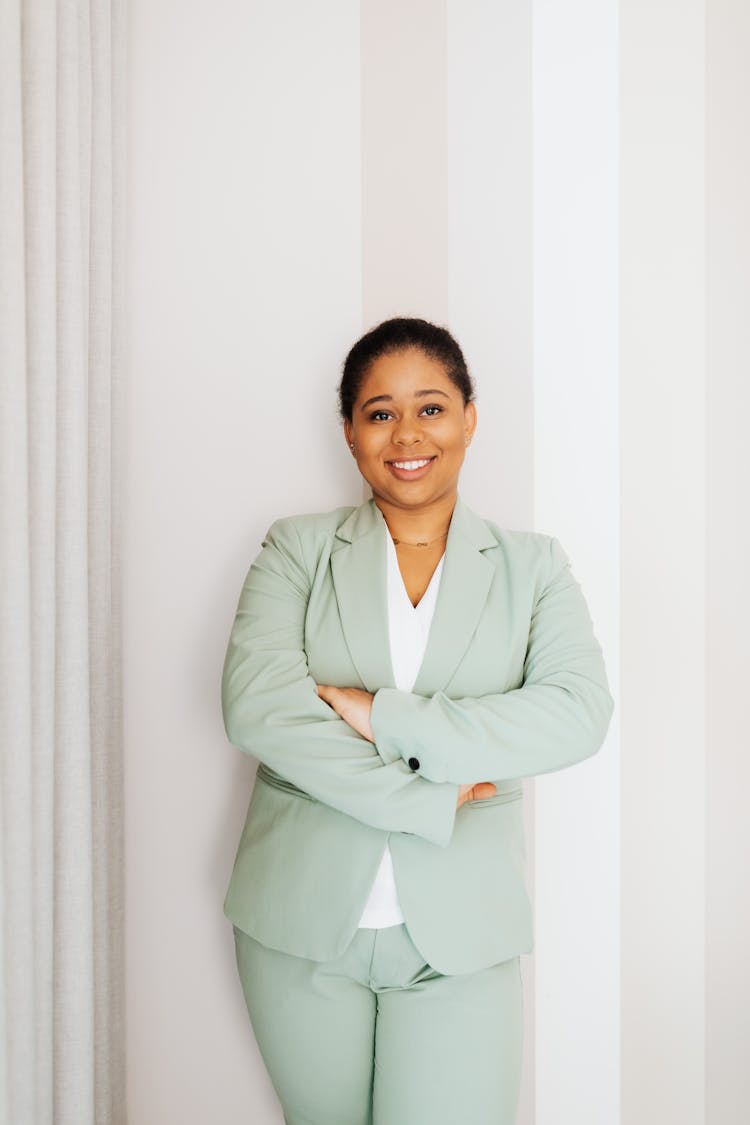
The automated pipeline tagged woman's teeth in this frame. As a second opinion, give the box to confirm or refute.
[391,458,432,470]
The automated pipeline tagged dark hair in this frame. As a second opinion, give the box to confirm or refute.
[338,317,475,422]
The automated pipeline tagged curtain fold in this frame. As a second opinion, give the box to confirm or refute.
[0,2,125,1121]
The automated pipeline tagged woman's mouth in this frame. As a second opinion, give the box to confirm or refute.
[386,456,436,481]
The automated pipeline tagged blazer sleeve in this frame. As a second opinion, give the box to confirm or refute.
[221,518,460,848]
[370,535,615,785]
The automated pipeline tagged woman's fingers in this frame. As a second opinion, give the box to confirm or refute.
[456,781,497,808]
[473,782,497,800]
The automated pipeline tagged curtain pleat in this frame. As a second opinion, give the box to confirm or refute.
[24,6,61,1123]
[0,2,125,1122]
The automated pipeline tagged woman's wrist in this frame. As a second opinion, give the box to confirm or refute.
[316,684,375,742]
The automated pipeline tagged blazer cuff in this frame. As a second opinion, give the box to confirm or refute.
[371,687,415,766]
[371,689,459,847]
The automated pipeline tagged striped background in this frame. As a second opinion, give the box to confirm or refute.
[126,1,749,1122]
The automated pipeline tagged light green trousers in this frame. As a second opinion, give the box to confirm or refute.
[233,921,523,1125]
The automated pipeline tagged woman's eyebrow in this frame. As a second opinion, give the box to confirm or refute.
[360,388,450,411]
[360,394,392,411]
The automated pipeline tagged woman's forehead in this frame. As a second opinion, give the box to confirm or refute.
[357,349,456,397]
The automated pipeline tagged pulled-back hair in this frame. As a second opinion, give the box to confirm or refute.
[338,317,475,422]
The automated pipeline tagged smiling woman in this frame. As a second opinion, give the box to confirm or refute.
[344,348,475,523]
[342,330,477,607]
[220,317,614,1125]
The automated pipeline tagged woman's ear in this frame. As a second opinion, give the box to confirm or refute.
[343,420,355,452]
[464,401,477,444]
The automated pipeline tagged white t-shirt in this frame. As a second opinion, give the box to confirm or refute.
[356,526,445,928]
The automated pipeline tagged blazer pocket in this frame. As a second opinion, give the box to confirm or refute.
[256,762,315,802]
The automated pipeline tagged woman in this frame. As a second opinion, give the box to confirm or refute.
[221,317,614,1125]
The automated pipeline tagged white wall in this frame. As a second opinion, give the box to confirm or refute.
[532,2,620,1121]
[620,4,706,1122]
[126,2,749,1122]
[126,2,361,1120]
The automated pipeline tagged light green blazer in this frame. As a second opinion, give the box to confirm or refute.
[221,495,614,975]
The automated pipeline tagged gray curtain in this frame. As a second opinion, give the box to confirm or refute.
[0,1,125,1121]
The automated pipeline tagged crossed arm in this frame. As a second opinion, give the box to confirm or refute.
[221,519,614,848]
[315,683,497,809]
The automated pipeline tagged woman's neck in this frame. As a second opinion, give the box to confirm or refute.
[373,491,457,545]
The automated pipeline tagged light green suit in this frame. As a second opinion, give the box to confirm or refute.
[221,495,614,976]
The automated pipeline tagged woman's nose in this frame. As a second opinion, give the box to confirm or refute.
[392,416,423,445]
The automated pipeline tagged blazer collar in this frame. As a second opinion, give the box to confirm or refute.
[330,495,496,694]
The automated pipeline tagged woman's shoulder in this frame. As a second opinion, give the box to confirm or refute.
[459,498,555,556]
[458,502,567,598]
[265,503,359,543]
[260,504,362,575]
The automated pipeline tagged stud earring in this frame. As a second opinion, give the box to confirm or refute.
[349,443,355,451]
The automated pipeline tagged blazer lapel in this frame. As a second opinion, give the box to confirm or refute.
[330,499,395,691]
[411,496,496,695]
[331,494,497,697]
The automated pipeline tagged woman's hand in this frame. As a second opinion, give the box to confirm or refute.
[317,685,375,742]
[456,781,497,808]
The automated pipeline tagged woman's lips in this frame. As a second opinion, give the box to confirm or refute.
[385,456,436,482]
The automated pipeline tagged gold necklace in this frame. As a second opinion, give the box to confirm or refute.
[391,530,449,548]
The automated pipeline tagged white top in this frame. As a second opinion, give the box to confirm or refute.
[356,526,445,928]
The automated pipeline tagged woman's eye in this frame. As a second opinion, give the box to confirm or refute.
[370,410,392,422]
[421,404,442,416]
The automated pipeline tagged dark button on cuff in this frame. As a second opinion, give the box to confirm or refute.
[408,757,420,771]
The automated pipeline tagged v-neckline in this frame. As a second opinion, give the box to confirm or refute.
[385,528,445,611]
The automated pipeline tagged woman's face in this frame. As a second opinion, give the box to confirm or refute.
[344,347,477,514]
